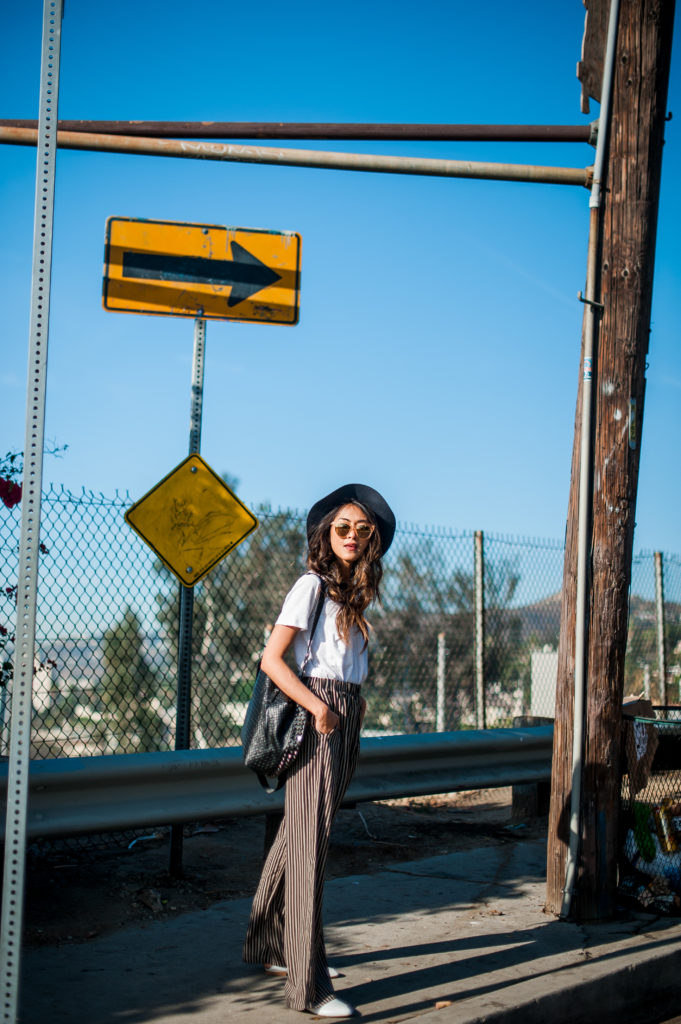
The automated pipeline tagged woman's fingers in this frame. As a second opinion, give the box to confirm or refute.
[314,706,340,734]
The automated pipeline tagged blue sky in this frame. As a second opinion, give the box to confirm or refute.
[1,0,679,553]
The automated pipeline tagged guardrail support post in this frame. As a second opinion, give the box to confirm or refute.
[511,716,553,820]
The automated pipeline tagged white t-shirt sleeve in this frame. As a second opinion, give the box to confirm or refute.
[276,573,322,631]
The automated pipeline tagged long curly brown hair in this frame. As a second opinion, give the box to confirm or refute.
[307,501,383,648]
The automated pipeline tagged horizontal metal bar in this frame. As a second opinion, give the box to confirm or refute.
[0,727,553,839]
[0,127,592,187]
[0,119,594,143]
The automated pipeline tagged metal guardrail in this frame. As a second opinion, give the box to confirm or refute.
[0,726,553,840]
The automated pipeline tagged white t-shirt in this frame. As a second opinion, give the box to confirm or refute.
[275,572,368,684]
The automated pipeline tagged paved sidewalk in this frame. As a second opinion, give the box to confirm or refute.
[21,839,681,1023]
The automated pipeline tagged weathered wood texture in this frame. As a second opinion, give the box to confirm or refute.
[578,0,611,111]
[546,0,676,919]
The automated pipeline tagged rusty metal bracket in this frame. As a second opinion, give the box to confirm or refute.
[578,290,604,311]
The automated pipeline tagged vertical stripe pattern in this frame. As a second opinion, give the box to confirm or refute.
[243,677,362,1011]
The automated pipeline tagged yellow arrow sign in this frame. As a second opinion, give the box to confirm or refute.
[125,455,258,586]
[103,218,301,324]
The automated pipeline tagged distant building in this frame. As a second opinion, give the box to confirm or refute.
[531,648,558,718]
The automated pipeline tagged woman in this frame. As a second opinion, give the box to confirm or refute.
[243,483,395,1018]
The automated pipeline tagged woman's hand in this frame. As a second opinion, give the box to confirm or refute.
[260,624,340,736]
[314,704,340,735]
[360,696,367,725]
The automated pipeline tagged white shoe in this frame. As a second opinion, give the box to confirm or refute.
[308,996,356,1018]
[263,963,287,976]
[265,963,341,979]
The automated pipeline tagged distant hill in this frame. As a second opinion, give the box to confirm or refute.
[513,592,561,645]
[510,591,680,649]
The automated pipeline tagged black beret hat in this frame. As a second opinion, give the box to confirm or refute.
[306,483,396,555]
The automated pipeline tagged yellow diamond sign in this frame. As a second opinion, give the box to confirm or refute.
[125,455,258,586]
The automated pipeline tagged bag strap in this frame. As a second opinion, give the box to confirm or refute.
[256,576,327,793]
[299,574,327,676]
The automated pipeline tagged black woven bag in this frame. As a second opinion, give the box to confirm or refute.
[242,578,326,792]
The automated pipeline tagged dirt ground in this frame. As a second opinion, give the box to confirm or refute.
[23,788,548,948]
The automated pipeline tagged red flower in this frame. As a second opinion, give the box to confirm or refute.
[0,478,21,510]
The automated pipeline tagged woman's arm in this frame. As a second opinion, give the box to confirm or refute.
[261,623,340,735]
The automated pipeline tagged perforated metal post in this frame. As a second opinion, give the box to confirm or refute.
[169,318,206,876]
[187,318,206,457]
[0,2,63,1019]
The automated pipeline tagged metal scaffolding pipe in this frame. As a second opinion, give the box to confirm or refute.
[0,118,595,143]
[0,126,592,187]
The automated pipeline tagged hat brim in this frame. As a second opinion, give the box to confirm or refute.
[306,483,396,555]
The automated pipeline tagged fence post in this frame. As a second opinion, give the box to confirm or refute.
[436,631,446,731]
[474,530,486,729]
[654,551,667,704]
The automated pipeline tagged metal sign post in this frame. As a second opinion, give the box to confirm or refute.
[103,216,296,876]
[0,2,63,1021]
[122,375,257,879]
[170,317,205,877]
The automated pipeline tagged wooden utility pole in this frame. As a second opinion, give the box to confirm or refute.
[546,0,676,920]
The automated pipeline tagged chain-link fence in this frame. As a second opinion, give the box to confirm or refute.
[626,553,681,703]
[0,487,679,759]
[620,707,681,914]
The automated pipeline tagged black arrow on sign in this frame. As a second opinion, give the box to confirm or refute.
[122,242,282,307]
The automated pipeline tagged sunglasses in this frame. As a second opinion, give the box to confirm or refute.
[332,521,375,540]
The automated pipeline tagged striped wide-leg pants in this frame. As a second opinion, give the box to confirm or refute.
[243,677,363,1011]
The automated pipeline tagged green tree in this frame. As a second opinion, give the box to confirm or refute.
[152,511,528,744]
[155,507,307,747]
[625,596,681,702]
[369,541,524,732]
[100,607,167,752]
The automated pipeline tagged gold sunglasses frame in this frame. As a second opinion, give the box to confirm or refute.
[331,521,375,540]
